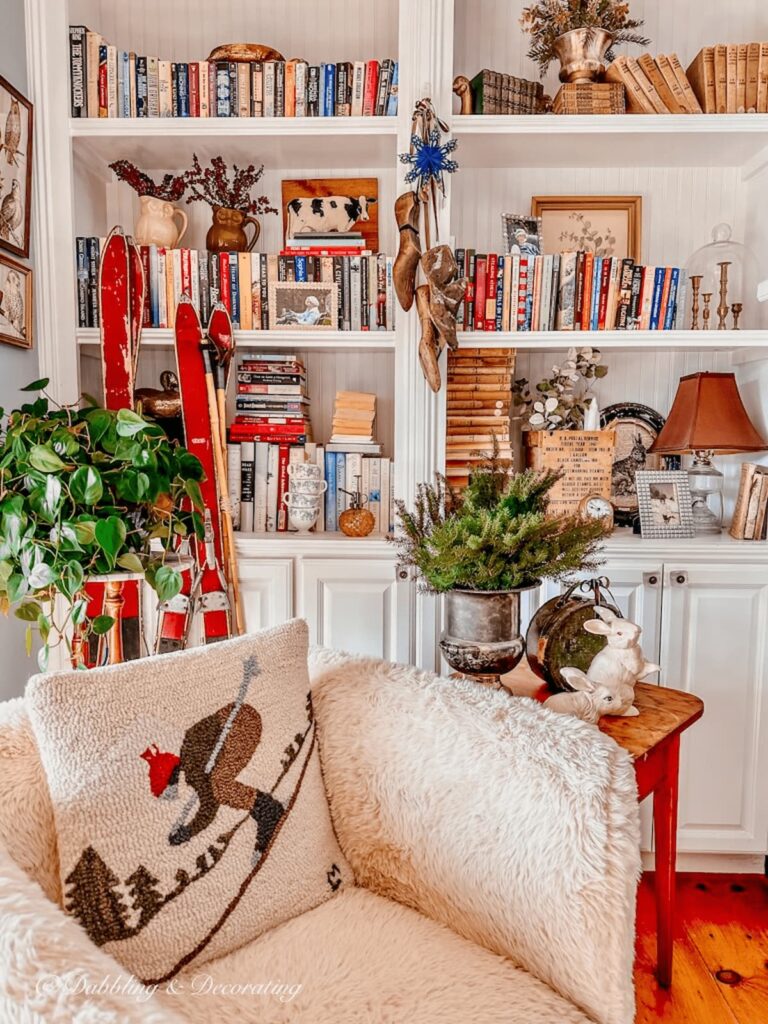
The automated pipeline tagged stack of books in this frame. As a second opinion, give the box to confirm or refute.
[605,54,702,113]
[469,70,544,114]
[445,348,514,490]
[454,249,687,333]
[76,241,396,332]
[552,83,625,115]
[69,27,398,118]
[230,439,393,535]
[729,464,768,541]
[687,44,768,113]
[230,353,311,445]
[329,391,377,447]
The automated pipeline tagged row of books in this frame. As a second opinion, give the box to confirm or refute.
[228,441,393,534]
[69,28,397,118]
[605,53,702,114]
[453,250,688,333]
[729,463,768,541]
[76,240,396,332]
[686,43,768,114]
[232,354,312,445]
[468,69,544,114]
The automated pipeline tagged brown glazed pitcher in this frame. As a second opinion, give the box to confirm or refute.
[206,206,261,252]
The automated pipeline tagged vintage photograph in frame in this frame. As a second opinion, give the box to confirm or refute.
[501,214,542,256]
[268,280,337,330]
[531,195,642,262]
[0,251,33,349]
[0,74,34,259]
[281,177,379,249]
[636,470,695,540]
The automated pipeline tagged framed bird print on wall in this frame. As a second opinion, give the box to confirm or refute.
[0,253,33,349]
[0,75,33,259]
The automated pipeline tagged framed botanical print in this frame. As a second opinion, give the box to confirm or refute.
[0,74,34,258]
[531,195,642,262]
[0,252,33,349]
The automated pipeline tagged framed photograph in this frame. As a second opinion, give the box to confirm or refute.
[269,280,337,330]
[0,252,32,348]
[600,402,676,527]
[636,471,695,540]
[502,214,541,256]
[281,177,379,249]
[531,196,642,262]
[0,75,34,258]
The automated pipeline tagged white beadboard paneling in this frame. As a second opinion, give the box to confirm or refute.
[450,164,744,267]
[453,0,768,99]
[70,0,399,64]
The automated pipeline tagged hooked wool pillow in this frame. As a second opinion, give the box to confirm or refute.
[26,619,350,983]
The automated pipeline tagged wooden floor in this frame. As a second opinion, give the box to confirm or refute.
[635,873,768,1022]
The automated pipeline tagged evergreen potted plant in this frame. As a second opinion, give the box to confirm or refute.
[0,380,204,670]
[520,0,649,83]
[392,447,606,686]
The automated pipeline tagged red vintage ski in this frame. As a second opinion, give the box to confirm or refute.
[81,227,146,665]
[168,294,232,645]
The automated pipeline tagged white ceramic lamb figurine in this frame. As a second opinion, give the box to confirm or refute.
[544,672,621,724]
[583,606,660,696]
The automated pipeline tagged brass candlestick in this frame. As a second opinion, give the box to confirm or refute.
[702,293,712,330]
[731,302,743,330]
[689,275,703,329]
[717,261,731,330]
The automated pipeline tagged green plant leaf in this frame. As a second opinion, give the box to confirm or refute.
[70,466,104,505]
[59,560,84,601]
[43,475,63,518]
[72,519,97,545]
[116,470,150,502]
[8,574,28,603]
[184,478,204,510]
[37,613,51,645]
[85,407,114,442]
[14,601,42,622]
[28,444,68,473]
[117,552,144,573]
[71,598,88,626]
[92,615,115,635]
[94,516,127,568]
[28,561,55,590]
[37,645,49,672]
[116,408,149,437]
[25,625,32,656]
[153,565,182,603]
[21,378,50,392]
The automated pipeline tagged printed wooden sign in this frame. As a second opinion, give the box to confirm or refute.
[526,430,616,516]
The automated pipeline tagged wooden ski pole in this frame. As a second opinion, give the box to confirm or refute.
[201,343,245,636]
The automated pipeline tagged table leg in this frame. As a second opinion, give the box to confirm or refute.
[653,734,680,988]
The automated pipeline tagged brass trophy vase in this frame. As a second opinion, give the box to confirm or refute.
[553,28,613,84]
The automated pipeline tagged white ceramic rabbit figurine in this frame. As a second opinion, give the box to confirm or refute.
[582,606,660,692]
[544,672,621,724]
[560,666,638,717]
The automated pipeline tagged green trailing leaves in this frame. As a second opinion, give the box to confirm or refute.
[21,378,50,392]
[94,516,127,568]
[29,445,68,474]
[92,615,115,635]
[70,466,104,505]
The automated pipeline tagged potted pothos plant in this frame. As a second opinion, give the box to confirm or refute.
[0,379,204,670]
[520,0,649,82]
[392,446,606,684]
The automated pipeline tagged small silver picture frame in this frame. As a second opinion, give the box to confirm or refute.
[501,214,542,256]
[635,470,695,540]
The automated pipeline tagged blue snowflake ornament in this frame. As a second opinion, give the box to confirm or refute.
[399,128,459,195]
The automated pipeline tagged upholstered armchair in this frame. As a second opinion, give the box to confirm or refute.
[0,644,640,1024]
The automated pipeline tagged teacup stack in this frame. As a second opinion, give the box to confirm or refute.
[284,462,327,532]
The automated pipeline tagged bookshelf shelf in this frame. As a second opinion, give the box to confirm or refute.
[69,117,399,173]
[458,330,768,353]
[76,328,396,352]
[452,114,768,171]
[235,532,391,554]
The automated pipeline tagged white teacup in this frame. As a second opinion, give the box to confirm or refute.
[288,462,322,480]
[287,505,320,532]
[283,492,322,508]
[290,478,328,496]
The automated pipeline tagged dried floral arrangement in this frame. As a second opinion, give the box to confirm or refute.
[108,161,187,202]
[183,154,278,216]
[512,346,608,430]
[521,1,650,75]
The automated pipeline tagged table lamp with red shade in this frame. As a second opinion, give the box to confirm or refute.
[649,372,767,534]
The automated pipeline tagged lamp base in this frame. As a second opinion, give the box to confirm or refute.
[688,452,724,535]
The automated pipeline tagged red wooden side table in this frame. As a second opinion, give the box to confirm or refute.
[503,667,704,988]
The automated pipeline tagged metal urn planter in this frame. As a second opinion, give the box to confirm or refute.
[553,28,613,83]
[440,587,537,688]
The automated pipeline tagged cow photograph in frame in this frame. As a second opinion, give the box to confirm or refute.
[531,196,642,262]
[269,280,337,330]
[0,75,33,259]
[0,251,33,349]
[282,177,379,249]
[636,470,695,540]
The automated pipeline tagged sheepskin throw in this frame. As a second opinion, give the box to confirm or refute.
[25,620,350,984]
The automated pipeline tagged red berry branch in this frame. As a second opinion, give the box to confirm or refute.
[109,161,187,201]
[182,154,278,217]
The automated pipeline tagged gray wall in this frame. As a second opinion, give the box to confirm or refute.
[1,0,41,698]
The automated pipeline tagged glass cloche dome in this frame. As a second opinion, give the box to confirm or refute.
[685,224,761,330]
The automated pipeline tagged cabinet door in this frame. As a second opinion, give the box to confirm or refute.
[239,559,293,633]
[661,563,768,854]
[299,558,411,662]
